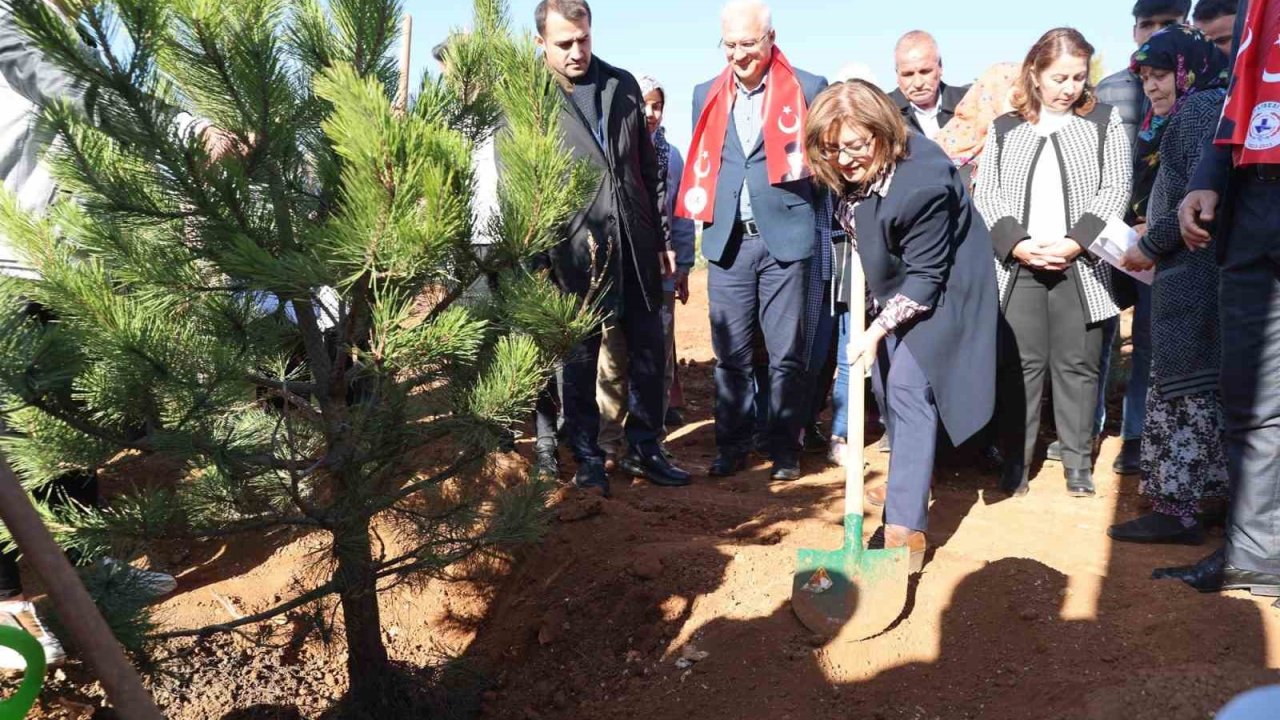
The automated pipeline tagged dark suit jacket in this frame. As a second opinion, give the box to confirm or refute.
[548,57,667,313]
[691,68,828,264]
[888,83,969,136]
[846,134,997,444]
[1188,0,1251,264]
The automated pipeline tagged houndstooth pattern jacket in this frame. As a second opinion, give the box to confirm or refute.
[972,104,1133,325]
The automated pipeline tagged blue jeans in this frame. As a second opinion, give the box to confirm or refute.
[832,308,853,439]
[1097,283,1150,439]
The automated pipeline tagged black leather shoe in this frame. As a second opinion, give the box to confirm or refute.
[802,424,828,454]
[1108,512,1204,545]
[1065,468,1095,497]
[572,462,611,497]
[1153,548,1280,595]
[664,407,686,429]
[1112,438,1141,474]
[999,463,1029,496]
[620,450,691,487]
[1045,440,1062,463]
[770,462,801,482]
[534,442,560,480]
[708,454,748,477]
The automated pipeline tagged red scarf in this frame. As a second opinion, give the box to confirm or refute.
[676,47,811,223]
[1216,0,1280,165]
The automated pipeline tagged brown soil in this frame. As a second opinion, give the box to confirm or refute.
[11,267,1280,719]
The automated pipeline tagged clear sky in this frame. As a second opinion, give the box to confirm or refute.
[409,0,1149,152]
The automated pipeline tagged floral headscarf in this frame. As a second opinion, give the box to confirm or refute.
[1128,25,1229,221]
[638,74,670,183]
[934,62,1020,174]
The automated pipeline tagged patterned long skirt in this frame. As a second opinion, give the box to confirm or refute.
[1139,380,1228,518]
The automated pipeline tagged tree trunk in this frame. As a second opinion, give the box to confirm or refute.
[334,520,390,709]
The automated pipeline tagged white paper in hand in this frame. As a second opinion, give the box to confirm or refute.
[1089,217,1154,285]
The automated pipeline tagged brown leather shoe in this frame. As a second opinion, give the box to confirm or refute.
[883,524,927,574]
[603,453,618,473]
[864,483,887,508]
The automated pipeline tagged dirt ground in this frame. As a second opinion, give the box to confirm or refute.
[13,267,1280,719]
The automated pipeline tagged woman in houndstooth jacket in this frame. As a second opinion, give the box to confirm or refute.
[973,28,1132,498]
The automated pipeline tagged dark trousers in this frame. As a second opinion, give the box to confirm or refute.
[997,266,1104,471]
[560,274,666,465]
[0,470,99,599]
[1220,176,1280,575]
[534,370,562,449]
[868,337,936,531]
[709,232,807,463]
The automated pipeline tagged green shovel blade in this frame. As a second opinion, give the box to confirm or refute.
[0,625,46,720]
[792,513,910,641]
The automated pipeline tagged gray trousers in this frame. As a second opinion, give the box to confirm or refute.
[1221,176,1280,575]
[997,266,1104,471]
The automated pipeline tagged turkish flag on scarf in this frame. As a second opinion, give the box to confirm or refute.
[676,47,811,223]
[1216,0,1280,165]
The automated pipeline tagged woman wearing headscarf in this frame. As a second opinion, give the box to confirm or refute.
[1109,26,1231,546]
[804,80,997,571]
[935,62,1021,187]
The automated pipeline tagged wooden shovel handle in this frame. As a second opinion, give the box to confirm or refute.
[845,254,867,518]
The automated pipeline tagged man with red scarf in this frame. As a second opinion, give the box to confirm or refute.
[683,0,827,481]
[1169,0,1280,598]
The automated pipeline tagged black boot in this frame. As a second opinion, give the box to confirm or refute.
[534,440,560,480]
[1000,463,1029,496]
[1065,468,1095,497]
[1108,512,1203,545]
[1112,438,1141,474]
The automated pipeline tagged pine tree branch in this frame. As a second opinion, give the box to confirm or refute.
[146,580,338,640]
[269,412,328,525]
[422,269,480,325]
[379,451,484,509]
[246,373,317,397]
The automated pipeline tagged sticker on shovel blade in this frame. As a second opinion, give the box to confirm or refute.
[801,567,834,594]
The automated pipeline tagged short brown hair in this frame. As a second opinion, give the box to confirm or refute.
[803,80,910,195]
[1012,27,1098,124]
[535,0,592,36]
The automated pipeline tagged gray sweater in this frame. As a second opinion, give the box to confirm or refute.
[1139,89,1227,400]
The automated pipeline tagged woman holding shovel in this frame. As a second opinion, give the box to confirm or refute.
[803,80,998,571]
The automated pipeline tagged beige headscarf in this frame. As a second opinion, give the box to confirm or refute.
[934,62,1020,172]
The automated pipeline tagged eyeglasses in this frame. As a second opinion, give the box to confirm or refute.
[819,136,874,161]
[718,32,771,53]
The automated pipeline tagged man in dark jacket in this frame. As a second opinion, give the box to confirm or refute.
[886,31,968,141]
[531,0,689,496]
[1169,0,1280,598]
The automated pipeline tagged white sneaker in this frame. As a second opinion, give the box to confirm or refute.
[827,437,849,467]
[101,557,177,599]
[0,600,66,669]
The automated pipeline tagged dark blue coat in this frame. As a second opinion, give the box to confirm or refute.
[691,68,827,264]
[846,134,997,444]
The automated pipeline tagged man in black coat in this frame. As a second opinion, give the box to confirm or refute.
[886,31,968,141]
[531,0,689,496]
[1169,0,1280,598]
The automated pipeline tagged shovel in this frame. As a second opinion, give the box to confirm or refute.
[791,255,909,640]
[0,625,45,720]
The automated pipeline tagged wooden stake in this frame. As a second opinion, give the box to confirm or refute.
[0,454,164,720]
[395,14,413,112]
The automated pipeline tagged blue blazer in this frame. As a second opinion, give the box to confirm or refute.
[847,134,998,445]
[691,68,828,264]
